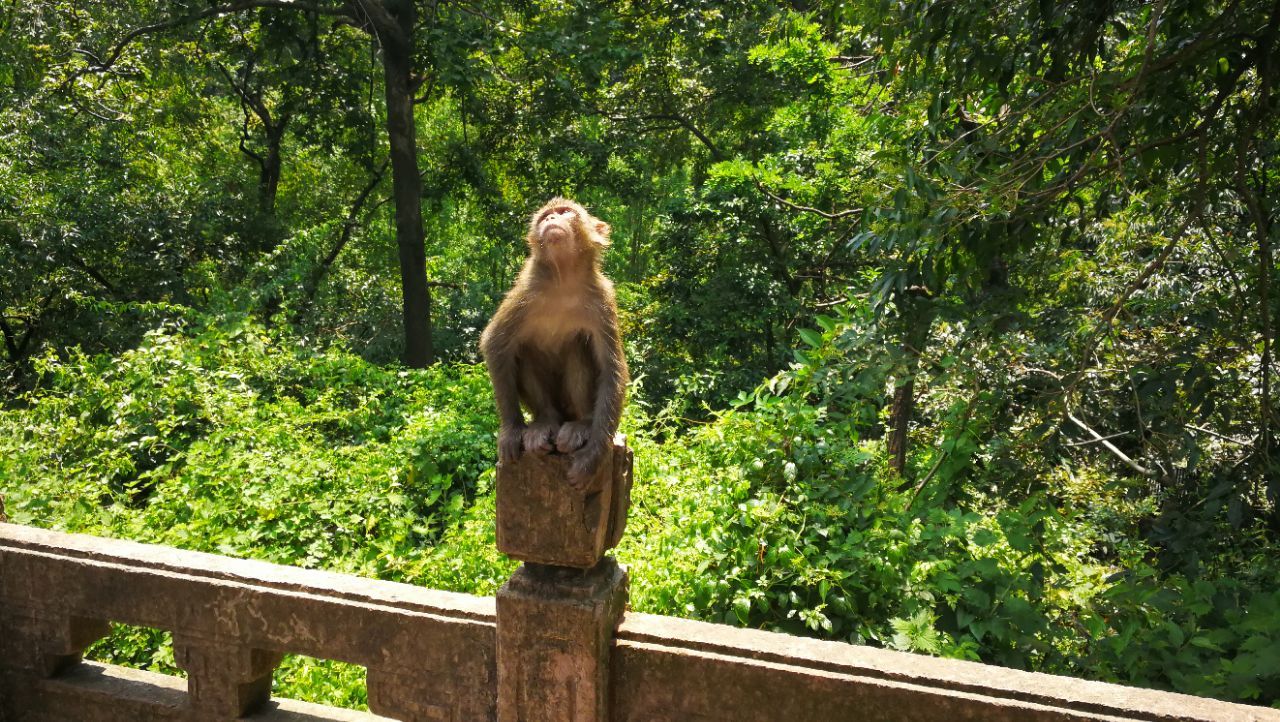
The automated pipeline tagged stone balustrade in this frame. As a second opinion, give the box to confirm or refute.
[2,440,1277,721]
[0,520,495,721]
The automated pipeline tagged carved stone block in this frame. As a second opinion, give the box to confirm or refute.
[496,436,633,569]
[496,559,628,722]
[172,633,282,718]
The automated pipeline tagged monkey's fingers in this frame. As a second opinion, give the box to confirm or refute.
[522,424,557,455]
[555,421,591,454]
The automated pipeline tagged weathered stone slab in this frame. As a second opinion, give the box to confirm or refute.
[495,436,633,569]
[496,559,628,722]
[611,613,1280,722]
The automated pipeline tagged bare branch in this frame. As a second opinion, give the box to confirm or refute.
[1188,424,1254,446]
[754,178,863,220]
[814,296,848,308]
[1064,430,1129,447]
[1066,412,1158,477]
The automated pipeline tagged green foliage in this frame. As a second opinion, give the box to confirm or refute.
[2,312,496,575]
[3,0,1280,711]
[620,312,1280,703]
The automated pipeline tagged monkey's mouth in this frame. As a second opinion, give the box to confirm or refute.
[542,225,569,243]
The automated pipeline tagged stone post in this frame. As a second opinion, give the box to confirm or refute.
[495,436,633,722]
[0,610,110,678]
[496,436,633,569]
[172,633,283,718]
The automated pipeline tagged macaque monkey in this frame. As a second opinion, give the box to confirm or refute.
[480,198,628,489]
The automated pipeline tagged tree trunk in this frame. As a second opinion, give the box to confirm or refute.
[0,318,20,363]
[371,0,432,367]
[886,375,916,475]
[260,123,284,215]
[252,121,287,256]
[888,301,932,477]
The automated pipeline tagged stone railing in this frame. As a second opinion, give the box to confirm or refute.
[2,440,1276,722]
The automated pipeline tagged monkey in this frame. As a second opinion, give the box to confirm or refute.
[480,198,628,489]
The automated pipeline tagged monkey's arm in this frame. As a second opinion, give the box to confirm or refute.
[568,302,627,487]
[589,307,627,438]
[481,314,526,463]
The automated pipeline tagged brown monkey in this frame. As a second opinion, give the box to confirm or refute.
[480,198,628,489]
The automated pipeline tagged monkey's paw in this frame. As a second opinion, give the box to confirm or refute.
[522,420,560,455]
[555,421,592,454]
[498,425,525,463]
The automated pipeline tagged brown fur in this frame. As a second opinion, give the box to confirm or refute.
[480,198,628,488]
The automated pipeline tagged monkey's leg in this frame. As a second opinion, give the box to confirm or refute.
[556,339,596,454]
[568,322,625,489]
[518,357,561,455]
[555,421,592,454]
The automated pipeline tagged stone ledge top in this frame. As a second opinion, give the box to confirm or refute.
[617,612,1280,722]
[0,522,495,623]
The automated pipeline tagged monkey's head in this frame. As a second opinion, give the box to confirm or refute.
[527,197,611,265]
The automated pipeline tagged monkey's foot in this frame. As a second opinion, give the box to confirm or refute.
[523,421,560,455]
[555,421,592,454]
[498,425,525,463]
[567,440,607,490]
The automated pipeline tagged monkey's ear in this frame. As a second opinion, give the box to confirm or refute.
[593,220,612,246]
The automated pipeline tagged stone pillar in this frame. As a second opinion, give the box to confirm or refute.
[494,436,634,722]
[173,633,282,718]
[497,560,627,722]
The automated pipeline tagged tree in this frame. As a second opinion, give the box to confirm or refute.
[70,0,441,366]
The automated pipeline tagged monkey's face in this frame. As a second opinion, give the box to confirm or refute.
[528,198,610,265]
[536,205,578,247]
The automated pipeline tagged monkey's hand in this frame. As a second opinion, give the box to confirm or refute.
[554,421,592,454]
[567,431,610,490]
[522,420,560,456]
[497,424,525,464]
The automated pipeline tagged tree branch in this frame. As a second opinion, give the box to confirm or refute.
[293,158,389,323]
[75,1,354,80]
[64,254,119,296]
[1066,412,1158,477]
[754,178,863,220]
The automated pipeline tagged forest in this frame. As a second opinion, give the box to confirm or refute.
[2,0,1278,710]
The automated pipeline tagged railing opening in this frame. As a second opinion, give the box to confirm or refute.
[274,654,369,711]
[85,622,183,679]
